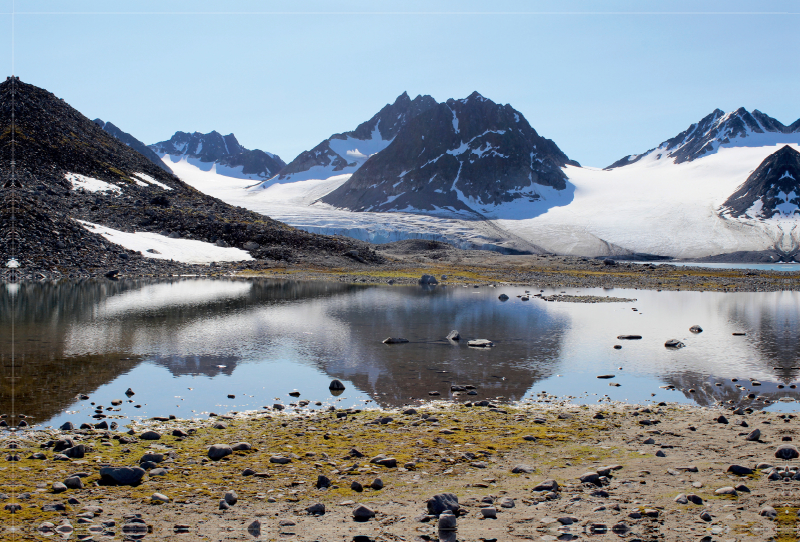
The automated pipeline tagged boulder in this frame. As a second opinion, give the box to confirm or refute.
[467,339,494,347]
[382,337,409,344]
[98,466,145,486]
[446,330,460,340]
[775,444,800,460]
[665,339,685,349]
[511,464,535,474]
[352,504,375,521]
[329,379,346,390]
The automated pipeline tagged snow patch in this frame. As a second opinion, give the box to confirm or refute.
[77,220,254,264]
[66,173,122,194]
[133,172,173,190]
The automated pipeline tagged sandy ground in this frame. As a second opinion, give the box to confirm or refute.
[2,400,797,541]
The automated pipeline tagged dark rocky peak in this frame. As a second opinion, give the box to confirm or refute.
[606,108,800,169]
[346,91,438,142]
[271,91,437,183]
[320,92,578,214]
[93,118,173,173]
[150,130,285,179]
[720,145,800,219]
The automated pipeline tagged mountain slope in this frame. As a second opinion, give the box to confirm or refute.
[94,119,173,173]
[320,91,578,216]
[0,77,382,279]
[720,145,800,219]
[261,91,437,185]
[607,108,800,169]
[150,131,285,180]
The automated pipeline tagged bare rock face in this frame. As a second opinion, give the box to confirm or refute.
[321,91,577,214]
[720,145,800,219]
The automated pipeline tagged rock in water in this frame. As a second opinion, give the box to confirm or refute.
[329,379,345,390]
[689,325,703,333]
[419,274,438,285]
[446,330,460,340]
[467,339,494,347]
[665,339,685,349]
[498,294,509,301]
[382,337,409,344]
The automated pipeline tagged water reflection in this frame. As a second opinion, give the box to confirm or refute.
[3,279,800,428]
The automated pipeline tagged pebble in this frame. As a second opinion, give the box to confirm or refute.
[151,493,170,503]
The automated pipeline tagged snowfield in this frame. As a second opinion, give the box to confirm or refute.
[78,220,255,263]
[162,141,800,258]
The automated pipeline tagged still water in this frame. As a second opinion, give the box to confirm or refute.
[3,278,800,429]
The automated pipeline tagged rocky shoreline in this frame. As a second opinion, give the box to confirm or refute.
[2,400,799,541]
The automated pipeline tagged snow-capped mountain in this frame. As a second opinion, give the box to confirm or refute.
[94,119,173,173]
[150,131,285,180]
[606,107,800,169]
[321,91,578,216]
[260,91,437,186]
[721,145,800,219]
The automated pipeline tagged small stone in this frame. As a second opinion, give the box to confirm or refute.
[716,415,729,424]
[714,486,737,496]
[351,481,363,492]
[151,493,170,503]
[665,339,685,349]
[580,472,602,485]
[370,478,383,490]
[655,450,666,457]
[689,325,703,333]
[316,475,331,489]
[427,493,460,515]
[352,504,375,520]
[98,466,145,486]
[219,499,229,510]
[446,330,460,341]
[231,442,251,451]
[674,494,688,504]
[746,429,761,441]
[139,431,160,440]
[307,503,325,515]
[760,506,778,518]
[512,464,535,474]
[699,511,712,522]
[208,444,233,461]
[532,479,559,492]
[499,497,515,508]
[247,520,261,536]
[727,465,753,476]
[329,379,345,390]
[480,507,497,519]
[383,337,409,344]
[63,476,83,490]
[224,491,237,505]
[467,339,494,347]
[775,445,799,460]
[52,482,67,493]
[686,494,703,505]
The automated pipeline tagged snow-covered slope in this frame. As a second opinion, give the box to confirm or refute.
[256,92,438,187]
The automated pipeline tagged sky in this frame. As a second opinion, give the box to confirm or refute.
[2,0,799,168]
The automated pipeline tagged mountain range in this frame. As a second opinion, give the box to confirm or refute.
[6,76,800,268]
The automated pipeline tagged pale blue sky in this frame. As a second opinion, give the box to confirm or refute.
[3,0,799,167]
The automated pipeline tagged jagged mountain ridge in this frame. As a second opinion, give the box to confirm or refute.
[720,145,800,219]
[150,130,285,180]
[266,91,438,184]
[320,91,578,213]
[93,119,173,173]
[0,77,382,278]
[606,108,800,169]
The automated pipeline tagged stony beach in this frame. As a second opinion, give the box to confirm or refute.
[3,398,799,541]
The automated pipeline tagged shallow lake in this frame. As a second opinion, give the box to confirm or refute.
[4,278,800,429]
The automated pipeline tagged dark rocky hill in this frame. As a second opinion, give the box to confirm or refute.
[0,77,382,281]
[268,91,437,183]
[321,92,578,213]
[150,130,285,179]
[720,145,800,218]
[94,119,172,173]
[607,108,800,169]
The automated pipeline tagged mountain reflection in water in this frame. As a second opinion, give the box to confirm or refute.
[3,280,800,428]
